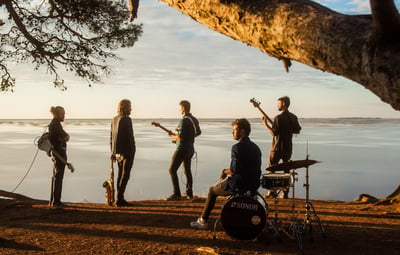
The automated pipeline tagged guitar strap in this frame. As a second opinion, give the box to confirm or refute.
[183,116,199,136]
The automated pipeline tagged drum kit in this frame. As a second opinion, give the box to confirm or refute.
[216,156,326,253]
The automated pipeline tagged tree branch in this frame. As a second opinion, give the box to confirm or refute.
[160,0,400,111]
[370,0,400,44]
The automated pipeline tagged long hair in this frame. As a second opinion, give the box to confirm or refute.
[118,99,132,115]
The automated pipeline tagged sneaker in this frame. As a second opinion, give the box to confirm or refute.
[183,193,193,199]
[51,202,65,208]
[264,190,272,199]
[166,194,181,201]
[190,218,209,230]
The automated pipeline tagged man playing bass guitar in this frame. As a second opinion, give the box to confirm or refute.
[251,96,301,198]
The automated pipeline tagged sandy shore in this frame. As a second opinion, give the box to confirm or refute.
[0,190,399,255]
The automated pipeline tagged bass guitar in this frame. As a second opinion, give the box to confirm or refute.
[250,97,273,124]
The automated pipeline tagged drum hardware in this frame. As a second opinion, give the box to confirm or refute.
[301,154,326,240]
[280,169,304,252]
[261,173,293,240]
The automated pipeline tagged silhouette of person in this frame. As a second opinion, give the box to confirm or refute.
[110,99,136,206]
[262,96,301,198]
[167,100,201,200]
[48,106,69,208]
[190,118,261,229]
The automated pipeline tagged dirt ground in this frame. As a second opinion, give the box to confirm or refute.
[1,190,399,255]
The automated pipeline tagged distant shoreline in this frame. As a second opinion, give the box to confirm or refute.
[1,117,400,121]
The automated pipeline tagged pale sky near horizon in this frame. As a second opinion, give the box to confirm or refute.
[1,0,400,119]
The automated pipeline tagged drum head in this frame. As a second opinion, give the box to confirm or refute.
[221,195,267,240]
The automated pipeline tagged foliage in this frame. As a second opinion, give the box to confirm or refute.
[0,0,143,91]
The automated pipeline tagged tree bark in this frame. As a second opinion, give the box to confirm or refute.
[160,0,400,111]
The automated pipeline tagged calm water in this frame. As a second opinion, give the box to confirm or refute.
[0,118,399,203]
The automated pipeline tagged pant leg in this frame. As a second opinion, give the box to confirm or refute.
[201,181,233,221]
[51,157,66,204]
[117,156,134,201]
[168,149,185,196]
[183,151,194,196]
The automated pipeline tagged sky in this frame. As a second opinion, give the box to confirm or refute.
[1,0,400,119]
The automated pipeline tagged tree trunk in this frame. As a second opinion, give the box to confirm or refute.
[160,0,400,111]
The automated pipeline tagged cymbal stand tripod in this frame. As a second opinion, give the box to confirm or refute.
[268,188,289,240]
[302,154,326,240]
[281,169,304,252]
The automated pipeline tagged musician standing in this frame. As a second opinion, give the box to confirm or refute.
[110,99,136,207]
[166,100,201,201]
[190,118,261,230]
[48,106,69,208]
[262,96,301,198]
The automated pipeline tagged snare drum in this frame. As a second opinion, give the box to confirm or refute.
[220,194,268,240]
[261,173,291,190]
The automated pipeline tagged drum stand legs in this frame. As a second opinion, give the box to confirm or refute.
[267,171,304,253]
[302,164,326,240]
[283,170,304,253]
[268,191,287,240]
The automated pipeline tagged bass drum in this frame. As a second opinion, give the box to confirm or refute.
[220,194,268,240]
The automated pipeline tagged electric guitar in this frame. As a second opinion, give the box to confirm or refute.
[151,122,177,136]
[250,97,274,124]
[151,122,177,143]
[36,132,75,173]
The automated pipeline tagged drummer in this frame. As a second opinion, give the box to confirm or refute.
[190,118,261,230]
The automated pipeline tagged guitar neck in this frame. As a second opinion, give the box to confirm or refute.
[159,125,173,134]
[51,149,74,172]
[257,106,273,124]
[152,122,175,135]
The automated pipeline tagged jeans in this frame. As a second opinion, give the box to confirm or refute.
[168,149,194,196]
[200,180,234,221]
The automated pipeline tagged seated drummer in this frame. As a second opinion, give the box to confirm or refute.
[190,118,262,230]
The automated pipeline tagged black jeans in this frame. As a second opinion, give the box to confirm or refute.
[168,148,194,197]
[117,156,134,201]
[50,149,66,205]
[200,180,234,221]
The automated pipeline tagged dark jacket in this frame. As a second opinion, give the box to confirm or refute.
[110,115,136,158]
[224,137,262,194]
[176,113,201,151]
[271,110,301,154]
[48,118,68,152]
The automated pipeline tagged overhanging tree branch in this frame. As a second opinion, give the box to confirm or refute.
[160,0,400,111]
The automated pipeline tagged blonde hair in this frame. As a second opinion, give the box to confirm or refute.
[50,106,65,118]
[118,99,132,115]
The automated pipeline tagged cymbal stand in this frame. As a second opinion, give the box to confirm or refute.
[267,189,287,240]
[281,169,304,253]
[302,154,326,240]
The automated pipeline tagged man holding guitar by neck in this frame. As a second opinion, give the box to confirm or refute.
[165,100,201,201]
[251,96,301,199]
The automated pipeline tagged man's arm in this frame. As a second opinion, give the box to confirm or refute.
[262,116,274,136]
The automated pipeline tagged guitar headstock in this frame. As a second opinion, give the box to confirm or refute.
[151,122,160,127]
[250,97,261,107]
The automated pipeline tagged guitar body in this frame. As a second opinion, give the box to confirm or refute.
[36,132,75,172]
[103,159,115,206]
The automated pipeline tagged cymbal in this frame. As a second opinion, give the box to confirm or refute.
[266,159,320,171]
